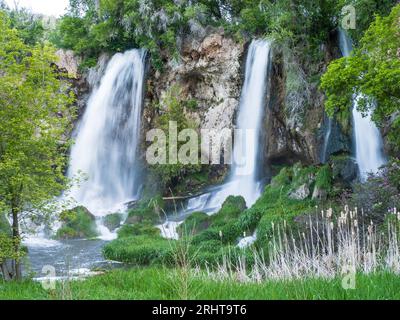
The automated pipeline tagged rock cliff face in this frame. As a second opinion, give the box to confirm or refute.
[143,28,245,165]
[262,37,351,170]
[68,29,354,192]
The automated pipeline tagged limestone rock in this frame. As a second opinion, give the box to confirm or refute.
[55,49,80,78]
[289,184,310,200]
[312,186,328,201]
[144,28,244,171]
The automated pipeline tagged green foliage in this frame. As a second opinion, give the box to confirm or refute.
[7,8,45,45]
[55,206,98,240]
[351,159,400,223]
[315,165,332,192]
[0,10,75,271]
[103,213,123,232]
[103,235,172,265]
[126,196,165,225]
[150,85,202,191]
[50,0,216,70]
[177,212,210,236]
[117,223,160,238]
[211,196,247,227]
[1,269,400,299]
[321,4,400,151]
[339,0,398,44]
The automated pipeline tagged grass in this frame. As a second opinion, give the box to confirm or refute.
[0,269,399,300]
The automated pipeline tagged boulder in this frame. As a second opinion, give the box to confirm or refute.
[55,206,98,240]
[331,155,359,185]
[55,49,80,78]
[289,184,311,200]
[103,213,123,232]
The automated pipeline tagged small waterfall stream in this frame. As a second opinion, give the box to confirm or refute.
[338,30,386,180]
[181,40,271,216]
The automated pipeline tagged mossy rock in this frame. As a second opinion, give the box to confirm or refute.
[271,166,292,187]
[211,195,247,226]
[103,213,123,232]
[177,212,210,237]
[55,206,98,240]
[125,195,165,225]
[330,155,358,185]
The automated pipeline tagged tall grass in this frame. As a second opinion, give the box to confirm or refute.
[202,206,400,282]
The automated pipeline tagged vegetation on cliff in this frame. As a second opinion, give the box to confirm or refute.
[1,0,400,301]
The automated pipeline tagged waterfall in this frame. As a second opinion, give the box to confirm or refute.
[321,114,332,163]
[338,30,386,181]
[186,40,271,213]
[67,49,146,216]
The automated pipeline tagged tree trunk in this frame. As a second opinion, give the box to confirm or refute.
[0,259,14,281]
[11,205,22,280]
[10,188,23,281]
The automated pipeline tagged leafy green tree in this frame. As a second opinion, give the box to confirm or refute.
[8,8,45,45]
[0,10,75,280]
[338,0,398,44]
[321,4,400,152]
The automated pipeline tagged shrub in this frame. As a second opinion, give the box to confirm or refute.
[315,165,332,191]
[237,208,262,232]
[352,160,400,224]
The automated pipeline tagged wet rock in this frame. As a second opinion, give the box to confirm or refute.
[55,206,98,240]
[103,213,123,232]
[331,155,359,185]
[289,184,310,200]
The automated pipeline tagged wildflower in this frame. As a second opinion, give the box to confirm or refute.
[219,230,223,238]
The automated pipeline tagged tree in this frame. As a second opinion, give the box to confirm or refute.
[321,4,400,152]
[0,10,75,280]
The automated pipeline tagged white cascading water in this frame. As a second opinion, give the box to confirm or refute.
[321,114,332,163]
[67,49,146,220]
[186,40,271,213]
[338,30,386,180]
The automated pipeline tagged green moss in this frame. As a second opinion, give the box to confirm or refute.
[211,196,247,227]
[103,213,123,232]
[291,163,317,190]
[177,212,210,237]
[55,206,98,240]
[117,223,160,238]
[315,164,332,191]
[271,166,292,187]
[126,195,165,225]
